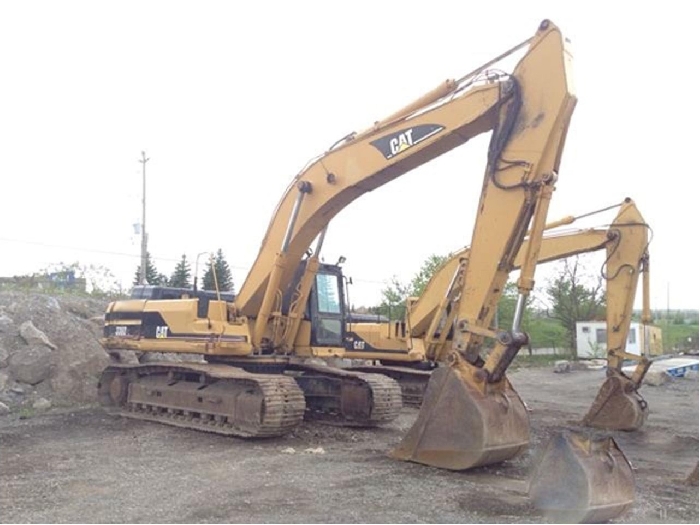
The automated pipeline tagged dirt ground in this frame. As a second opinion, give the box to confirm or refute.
[1,367,697,524]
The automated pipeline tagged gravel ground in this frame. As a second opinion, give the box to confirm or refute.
[1,367,697,523]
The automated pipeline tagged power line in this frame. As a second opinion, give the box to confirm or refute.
[0,236,401,284]
[0,236,250,268]
[0,236,163,260]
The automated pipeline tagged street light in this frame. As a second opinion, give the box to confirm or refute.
[193,251,209,292]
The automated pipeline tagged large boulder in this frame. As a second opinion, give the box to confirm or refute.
[8,346,53,385]
[19,320,58,350]
[0,291,112,410]
[644,369,670,386]
[553,360,571,373]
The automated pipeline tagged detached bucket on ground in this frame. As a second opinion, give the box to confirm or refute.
[528,431,635,523]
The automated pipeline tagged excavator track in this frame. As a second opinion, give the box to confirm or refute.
[346,365,432,408]
[98,362,306,438]
[287,363,403,426]
[206,359,405,427]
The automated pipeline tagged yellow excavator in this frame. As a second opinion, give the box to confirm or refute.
[100,19,576,465]
[345,198,653,431]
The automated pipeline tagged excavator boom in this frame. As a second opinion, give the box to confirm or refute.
[234,20,575,330]
[236,79,502,320]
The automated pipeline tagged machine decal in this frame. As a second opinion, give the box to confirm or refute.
[344,332,409,354]
[104,311,247,342]
[352,340,366,350]
[370,124,445,160]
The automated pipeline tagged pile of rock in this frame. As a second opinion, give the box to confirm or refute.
[0,292,112,415]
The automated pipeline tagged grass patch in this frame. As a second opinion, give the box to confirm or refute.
[659,322,699,352]
[17,407,36,419]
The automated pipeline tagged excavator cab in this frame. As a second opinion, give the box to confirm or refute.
[281,261,348,348]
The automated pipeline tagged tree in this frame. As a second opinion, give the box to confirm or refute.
[495,281,533,331]
[545,256,606,359]
[410,254,449,297]
[372,254,448,321]
[169,254,192,288]
[374,277,411,321]
[133,252,165,285]
[35,261,125,298]
[202,249,234,292]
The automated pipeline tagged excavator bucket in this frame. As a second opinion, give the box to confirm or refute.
[528,431,635,523]
[583,371,648,431]
[389,366,529,470]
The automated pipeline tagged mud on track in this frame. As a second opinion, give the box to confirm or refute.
[1,368,697,523]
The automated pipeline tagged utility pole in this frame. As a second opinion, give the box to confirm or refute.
[139,151,150,285]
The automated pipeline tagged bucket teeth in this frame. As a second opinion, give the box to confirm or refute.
[529,431,635,523]
[583,371,648,431]
[390,366,529,470]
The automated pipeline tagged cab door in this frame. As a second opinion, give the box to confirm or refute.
[310,268,345,347]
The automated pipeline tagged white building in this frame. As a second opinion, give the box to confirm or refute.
[575,321,663,359]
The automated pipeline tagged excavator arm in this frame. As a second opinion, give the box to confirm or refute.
[388,21,576,470]
[582,198,652,430]
[411,224,610,351]
[234,20,576,356]
[412,199,651,367]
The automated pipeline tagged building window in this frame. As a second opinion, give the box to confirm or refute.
[582,326,590,333]
[596,328,607,344]
[628,328,636,344]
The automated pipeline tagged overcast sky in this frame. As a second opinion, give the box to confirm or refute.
[1,1,698,311]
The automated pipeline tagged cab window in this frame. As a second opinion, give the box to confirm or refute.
[315,273,341,314]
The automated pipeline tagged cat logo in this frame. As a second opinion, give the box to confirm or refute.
[390,129,415,155]
[370,123,445,160]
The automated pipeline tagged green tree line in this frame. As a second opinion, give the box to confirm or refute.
[370,254,617,359]
[133,249,234,292]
